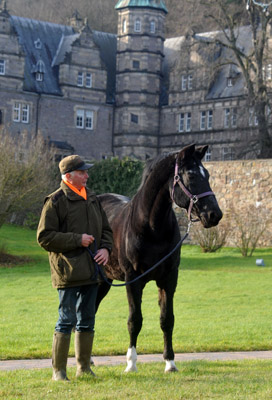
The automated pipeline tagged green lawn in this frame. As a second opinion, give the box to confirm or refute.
[0,224,272,360]
[1,361,272,400]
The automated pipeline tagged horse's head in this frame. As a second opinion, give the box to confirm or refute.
[171,144,223,228]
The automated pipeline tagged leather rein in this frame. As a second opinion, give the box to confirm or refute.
[88,159,215,287]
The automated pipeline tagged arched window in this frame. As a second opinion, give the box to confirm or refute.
[134,18,141,32]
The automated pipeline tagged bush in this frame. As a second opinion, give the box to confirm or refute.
[191,220,229,253]
[88,157,144,197]
[228,204,272,257]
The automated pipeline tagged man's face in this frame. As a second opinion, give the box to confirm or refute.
[68,170,89,189]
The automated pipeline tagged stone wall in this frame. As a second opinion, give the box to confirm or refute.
[204,159,272,247]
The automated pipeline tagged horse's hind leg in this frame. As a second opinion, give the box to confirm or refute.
[125,282,144,372]
[157,273,178,372]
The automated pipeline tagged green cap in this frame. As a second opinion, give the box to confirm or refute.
[59,155,93,174]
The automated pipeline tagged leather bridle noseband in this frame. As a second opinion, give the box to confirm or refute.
[172,159,215,221]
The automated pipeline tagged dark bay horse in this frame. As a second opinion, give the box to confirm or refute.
[96,144,222,372]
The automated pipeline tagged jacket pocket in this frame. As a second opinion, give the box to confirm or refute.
[58,250,95,282]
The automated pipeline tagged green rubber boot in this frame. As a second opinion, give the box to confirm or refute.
[75,331,96,377]
[52,331,71,381]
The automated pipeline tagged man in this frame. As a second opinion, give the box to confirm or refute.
[37,155,113,381]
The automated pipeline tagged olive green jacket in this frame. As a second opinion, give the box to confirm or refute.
[37,181,113,288]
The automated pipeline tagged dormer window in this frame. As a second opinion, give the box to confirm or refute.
[34,38,42,49]
[134,18,141,32]
[0,59,5,75]
[32,59,45,81]
[227,78,233,87]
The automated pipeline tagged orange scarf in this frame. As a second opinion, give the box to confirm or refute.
[63,179,87,200]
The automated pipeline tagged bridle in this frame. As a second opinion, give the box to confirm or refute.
[171,158,215,222]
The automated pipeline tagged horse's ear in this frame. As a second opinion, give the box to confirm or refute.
[177,144,195,162]
[195,145,208,160]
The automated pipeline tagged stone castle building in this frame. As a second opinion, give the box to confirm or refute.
[0,0,265,161]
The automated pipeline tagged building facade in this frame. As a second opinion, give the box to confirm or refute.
[0,0,265,161]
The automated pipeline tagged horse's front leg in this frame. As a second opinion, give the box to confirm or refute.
[125,280,144,372]
[158,275,178,373]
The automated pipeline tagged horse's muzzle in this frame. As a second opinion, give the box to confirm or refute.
[199,208,223,228]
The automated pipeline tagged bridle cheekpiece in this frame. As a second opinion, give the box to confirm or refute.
[172,158,215,222]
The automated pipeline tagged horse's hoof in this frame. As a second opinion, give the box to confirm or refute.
[165,360,178,373]
[124,365,138,373]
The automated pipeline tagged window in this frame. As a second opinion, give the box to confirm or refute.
[204,148,211,162]
[224,108,230,128]
[249,108,258,126]
[76,109,84,128]
[222,147,234,161]
[232,108,237,127]
[0,59,5,75]
[181,75,187,91]
[263,64,272,80]
[76,109,94,130]
[181,74,193,91]
[13,103,30,123]
[200,111,206,130]
[85,111,93,130]
[86,73,92,88]
[188,75,193,90]
[224,108,238,128]
[131,113,139,124]
[77,72,84,87]
[122,19,127,33]
[36,72,43,81]
[200,110,213,130]
[134,19,141,32]
[179,112,191,132]
[22,104,29,123]
[150,21,156,33]
[207,110,213,130]
[227,78,233,87]
[77,72,93,88]
[132,60,140,69]
[34,38,42,49]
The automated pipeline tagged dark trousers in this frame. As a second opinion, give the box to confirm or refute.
[55,284,98,334]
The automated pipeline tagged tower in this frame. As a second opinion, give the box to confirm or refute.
[114,0,168,159]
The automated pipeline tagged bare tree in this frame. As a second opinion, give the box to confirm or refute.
[198,0,272,158]
[0,129,58,229]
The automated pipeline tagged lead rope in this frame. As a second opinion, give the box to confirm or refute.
[86,222,191,288]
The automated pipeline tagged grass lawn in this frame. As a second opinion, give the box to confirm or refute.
[1,361,272,399]
[0,224,272,360]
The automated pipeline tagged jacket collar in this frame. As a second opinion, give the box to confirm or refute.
[60,181,96,201]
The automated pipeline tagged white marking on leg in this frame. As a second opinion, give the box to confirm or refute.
[165,359,178,372]
[125,346,138,372]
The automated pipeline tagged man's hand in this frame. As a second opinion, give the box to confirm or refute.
[94,248,110,266]
[81,234,95,247]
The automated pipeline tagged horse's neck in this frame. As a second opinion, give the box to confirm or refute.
[133,157,175,232]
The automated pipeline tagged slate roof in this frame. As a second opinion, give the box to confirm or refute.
[9,16,117,102]
[10,16,74,95]
[162,26,252,103]
[115,0,168,13]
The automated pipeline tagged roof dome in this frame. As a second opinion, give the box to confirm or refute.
[115,0,168,14]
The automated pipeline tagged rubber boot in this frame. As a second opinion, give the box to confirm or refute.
[52,331,71,381]
[75,331,96,377]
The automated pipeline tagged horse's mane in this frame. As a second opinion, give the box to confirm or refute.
[137,152,176,192]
